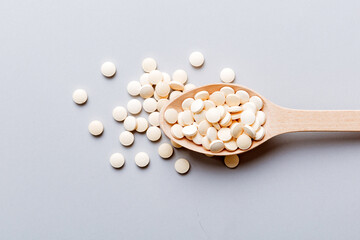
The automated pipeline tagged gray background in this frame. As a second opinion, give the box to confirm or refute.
[1,0,360,239]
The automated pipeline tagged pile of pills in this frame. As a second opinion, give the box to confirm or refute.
[73,51,244,171]
[165,86,266,153]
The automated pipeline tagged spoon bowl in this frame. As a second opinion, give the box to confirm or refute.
[159,83,360,156]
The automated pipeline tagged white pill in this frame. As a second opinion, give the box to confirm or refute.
[236,90,250,104]
[182,98,195,110]
[124,116,137,131]
[241,110,256,125]
[142,58,157,73]
[198,120,211,136]
[251,119,261,131]
[190,99,204,114]
[143,98,157,113]
[172,69,187,84]
[242,102,257,113]
[135,152,150,168]
[171,139,182,148]
[236,134,252,150]
[169,81,185,91]
[189,51,204,67]
[158,143,173,159]
[119,131,135,146]
[169,91,182,100]
[204,100,216,110]
[195,91,209,100]
[177,112,185,126]
[184,83,196,92]
[182,125,198,138]
[127,99,142,115]
[171,124,184,139]
[110,153,125,168]
[193,111,206,123]
[255,127,266,140]
[220,68,235,83]
[220,112,232,127]
[164,108,178,124]
[210,140,225,153]
[127,81,141,96]
[226,94,241,106]
[217,106,226,119]
[224,155,239,168]
[182,110,194,125]
[192,132,203,145]
[148,112,160,126]
[72,89,88,105]
[256,111,266,125]
[209,91,225,106]
[224,140,238,152]
[175,158,190,174]
[139,73,150,85]
[101,61,116,77]
[231,112,242,120]
[162,72,171,83]
[88,120,104,136]
[155,81,170,97]
[243,125,256,138]
[206,127,217,142]
[157,99,169,112]
[112,106,127,122]
[148,70,163,85]
[201,137,211,150]
[206,108,221,123]
[230,122,243,138]
[140,84,154,99]
[250,96,263,110]
[217,128,232,142]
[146,126,162,141]
[220,86,235,97]
[228,106,243,113]
[136,117,149,133]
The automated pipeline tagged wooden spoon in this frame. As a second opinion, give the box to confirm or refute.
[159,83,360,156]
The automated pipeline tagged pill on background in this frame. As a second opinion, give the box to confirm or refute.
[142,58,157,73]
[110,153,125,168]
[189,51,204,67]
[119,131,135,146]
[158,143,174,159]
[88,120,104,136]
[72,89,88,105]
[135,152,150,168]
[224,155,239,168]
[101,61,116,77]
[127,99,142,115]
[220,68,235,83]
[175,158,190,174]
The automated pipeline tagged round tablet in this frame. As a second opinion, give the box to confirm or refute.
[193,111,206,123]
[124,116,137,131]
[169,81,185,91]
[162,72,171,83]
[190,99,204,114]
[143,98,157,113]
[112,106,127,122]
[101,61,116,77]
[140,84,154,99]
[148,112,160,126]
[172,69,187,84]
[142,58,157,73]
[136,117,149,133]
[189,51,204,67]
[171,139,182,148]
[127,81,141,96]
[201,136,211,150]
[135,152,150,167]
[255,127,265,141]
[217,128,232,142]
[204,100,216,110]
[88,120,104,136]
[206,108,221,123]
[250,96,263,110]
[243,125,256,138]
[175,158,190,174]
[182,98,194,110]
[209,91,225,106]
[119,131,134,146]
[146,126,162,141]
[224,155,239,168]
[139,73,150,85]
[155,81,170,97]
[220,112,232,127]
[236,90,250,104]
[242,102,257,113]
[110,153,125,168]
[158,143,174,159]
[230,122,243,138]
[198,120,211,136]
[195,91,209,100]
[155,99,168,112]
[241,110,256,125]
[171,124,184,139]
[256,111,266,125]
[164,108,178,124]
[206,127,217,142]
[210,140,225,153]
[184,83,196,92]
[148,70,163,85]
[220,68,235,83]
[236,134,252,150]
[169,91,182,100]
[72,89,88,105]
[182,125,198,138]
[177,112,185,126]
[127,99,142,115]
[220,86,235,97]
[224,140,238,152]
[182,110,194,125]
[226,94,241,107]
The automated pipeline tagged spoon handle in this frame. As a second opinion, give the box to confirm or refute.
[273,107,360,134]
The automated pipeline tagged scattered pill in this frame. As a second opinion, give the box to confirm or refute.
[142,58,157,73]
[101,61,116,77]
[172,69,187,84]
[171,139,182,148]
[236,134,252,150]
[127,81,142,96]
[164,108,178,124]
[155,81,170,97]
[136,117,149,133]
[119,131,135,146]
[124,116,137,131]
[184,83,196,91]
[224,140,238,152]
[112,106,127,122]
[135,152,150,167]
[169,91,182,100]
[169,81,185,91]
[146,126,162,141]
[148,70,163,85]
[236,90,250,104]
[157,99,169,112]
[143,98,157,113]
[224,155,239,168]
[175,158,190,174]
[210,140,225,153]
[72,89,88,105]
[140,84,154,99]
[127,99,142,115]
[110,153,125,168]
[139,73,150,85]
[220,68,235,83]
[88,120,104,136]
[189,51,204,67]
[148,112,160,127]
[158,143,174,159]
[162,72,171,83]
[171,124,184,139]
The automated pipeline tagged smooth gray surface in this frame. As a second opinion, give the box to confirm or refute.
[1,0,360,239]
